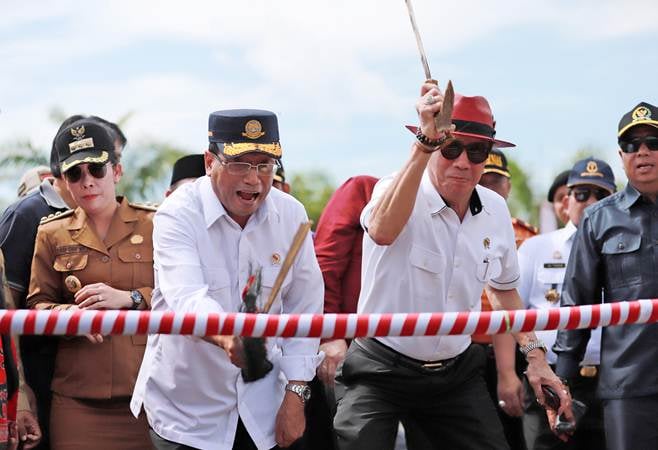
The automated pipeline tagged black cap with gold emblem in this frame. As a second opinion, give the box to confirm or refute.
[483,149,510,178]
[567,157,616,194]
[208,109,282,159]
[54,119,114,173]
[618,102,658,138]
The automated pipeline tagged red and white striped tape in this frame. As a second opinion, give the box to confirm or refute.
[2,299,657,338]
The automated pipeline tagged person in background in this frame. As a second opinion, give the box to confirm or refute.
[165,154,206,197]
[17,167,52,198]
[547,171,570,227]
[27,119,153,450]
[272,163,291,193]
[476,148,537,450]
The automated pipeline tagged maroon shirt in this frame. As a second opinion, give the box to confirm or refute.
[314,175,378,315]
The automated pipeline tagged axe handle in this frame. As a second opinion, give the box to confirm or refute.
[262,221,313,313]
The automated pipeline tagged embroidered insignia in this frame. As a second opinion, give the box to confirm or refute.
[130,234,144,244]
[241,120,265,139]
[586,161,598,174]
[70,126,85,140]
[64,275,82,293]
[545,288,560,303]
[271,253,281,265]
[483,237,491,249]
[632,106,651,122]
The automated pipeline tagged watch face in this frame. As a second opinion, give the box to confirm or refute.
[302,386,311,401]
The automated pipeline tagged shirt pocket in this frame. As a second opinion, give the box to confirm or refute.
[602,234,642,287]
[476,256,502,283]
[409,244,444,301]
[260,267,293,313]
[53,253,88,272]
[201,266,231,302]
[117,244,154,290]
[536,267,566,286]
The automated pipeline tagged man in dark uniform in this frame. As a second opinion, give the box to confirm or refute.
[554,101,658,450]
[0,115,125,449]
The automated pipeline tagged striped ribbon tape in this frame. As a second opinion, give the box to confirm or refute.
[1,299,657,338]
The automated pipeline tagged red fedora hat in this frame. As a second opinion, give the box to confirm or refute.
[406,93,515,148]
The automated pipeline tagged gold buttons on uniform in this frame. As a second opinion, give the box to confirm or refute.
[66,261,72,269]
[64,275,82,293]
[135,253,141,260]
[102,256,110,263]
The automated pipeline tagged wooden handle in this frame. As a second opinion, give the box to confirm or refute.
[262,221,313,313]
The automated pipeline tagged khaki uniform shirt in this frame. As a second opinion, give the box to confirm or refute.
[27,198,154,400]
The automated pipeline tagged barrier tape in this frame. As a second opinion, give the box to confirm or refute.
[1,299,657,338]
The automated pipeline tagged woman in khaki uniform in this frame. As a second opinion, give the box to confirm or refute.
[27,120,154,450]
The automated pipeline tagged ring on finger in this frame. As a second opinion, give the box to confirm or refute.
[498,400,506,408]
[97,294,102,302]
[424,94,436,105]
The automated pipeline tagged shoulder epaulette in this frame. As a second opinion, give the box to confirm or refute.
[129,202,158,212]
[39,209,74,225]
[512,217,538,234]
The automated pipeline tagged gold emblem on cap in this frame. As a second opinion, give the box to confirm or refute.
[486,153,503,167]
[271,253,281,265]
[483,237,491,249]
[130,234,144,244]
[64,275,82,293]
[545,288,560,303]
[553,250,562,260]
[632,106,651,122]
[70,126,85,140]
[242,120,266,139]
[582,160,603,178]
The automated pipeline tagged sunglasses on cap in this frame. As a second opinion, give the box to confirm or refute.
[64,163,109,183]
[440,140,493,164]
[618,136,658,153]
[569,186,610,203]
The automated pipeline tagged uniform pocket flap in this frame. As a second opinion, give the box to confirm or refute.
[602,234,641,255]
[202,266,231,291]
[53,253,88,272]
[537,267,566,284]
[409,244,443,274]
[117,245,153,263]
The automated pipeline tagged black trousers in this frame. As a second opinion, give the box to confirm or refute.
[149,419,281,450]
[603,394,658,450]
[333,340,509,450]
[522,373,604,450]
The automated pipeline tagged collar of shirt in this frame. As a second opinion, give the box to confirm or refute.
[421,172,484,217]
[558,221,578,244]
[617,183,642,210]
[199,177,280,230]
[39,178,68,209]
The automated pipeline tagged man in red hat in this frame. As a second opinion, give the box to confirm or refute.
[333,83,573,450]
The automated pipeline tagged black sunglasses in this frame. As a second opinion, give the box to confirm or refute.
[64,163,108,183]
[569,187,610,203]
[440,140,493,164]
[618,136,658,153]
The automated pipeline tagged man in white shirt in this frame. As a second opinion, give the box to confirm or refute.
[500,157,615,450]
[333,83,573,450]
[131,109,323,450]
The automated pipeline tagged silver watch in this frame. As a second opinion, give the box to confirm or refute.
[285,383,311,403]
[519,339,547,358]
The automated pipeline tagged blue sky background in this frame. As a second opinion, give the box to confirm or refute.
[1,0,657,202]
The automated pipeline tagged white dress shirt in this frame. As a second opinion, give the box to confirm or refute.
[358,172,520,361]
[131,176,323,450]
[517,222,601,365]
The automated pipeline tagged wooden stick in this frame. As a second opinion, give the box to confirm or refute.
[262,221,313,313]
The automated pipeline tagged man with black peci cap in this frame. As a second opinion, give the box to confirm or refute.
[333,83,573,450]
[165,154,206,197]
[547,171,571,227]
[553,102,658,450]
[511,157,615,449]
[132,109,323,450]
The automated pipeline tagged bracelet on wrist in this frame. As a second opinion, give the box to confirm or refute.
[415,128,452,153]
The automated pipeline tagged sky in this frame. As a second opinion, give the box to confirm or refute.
[1,0,657,201]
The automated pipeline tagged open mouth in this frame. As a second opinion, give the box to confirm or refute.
[237,190,259,202]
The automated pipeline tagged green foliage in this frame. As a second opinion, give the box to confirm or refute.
[507,157,537,225]
[289,171,335,227]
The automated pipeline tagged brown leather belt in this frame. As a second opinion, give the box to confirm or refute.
[355,338,462,374]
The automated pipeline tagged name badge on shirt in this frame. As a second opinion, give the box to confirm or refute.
[543,263,566,269]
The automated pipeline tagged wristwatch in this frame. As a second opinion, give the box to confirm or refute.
[519,339,547,359]
[285,383,311,403]
[130,290,144,310]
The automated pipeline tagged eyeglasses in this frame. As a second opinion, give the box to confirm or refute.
[569,187,610,203]
[440,140,493,164]
[618,136,658,153]
[214,155,278,177]
[64,163,108,183]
